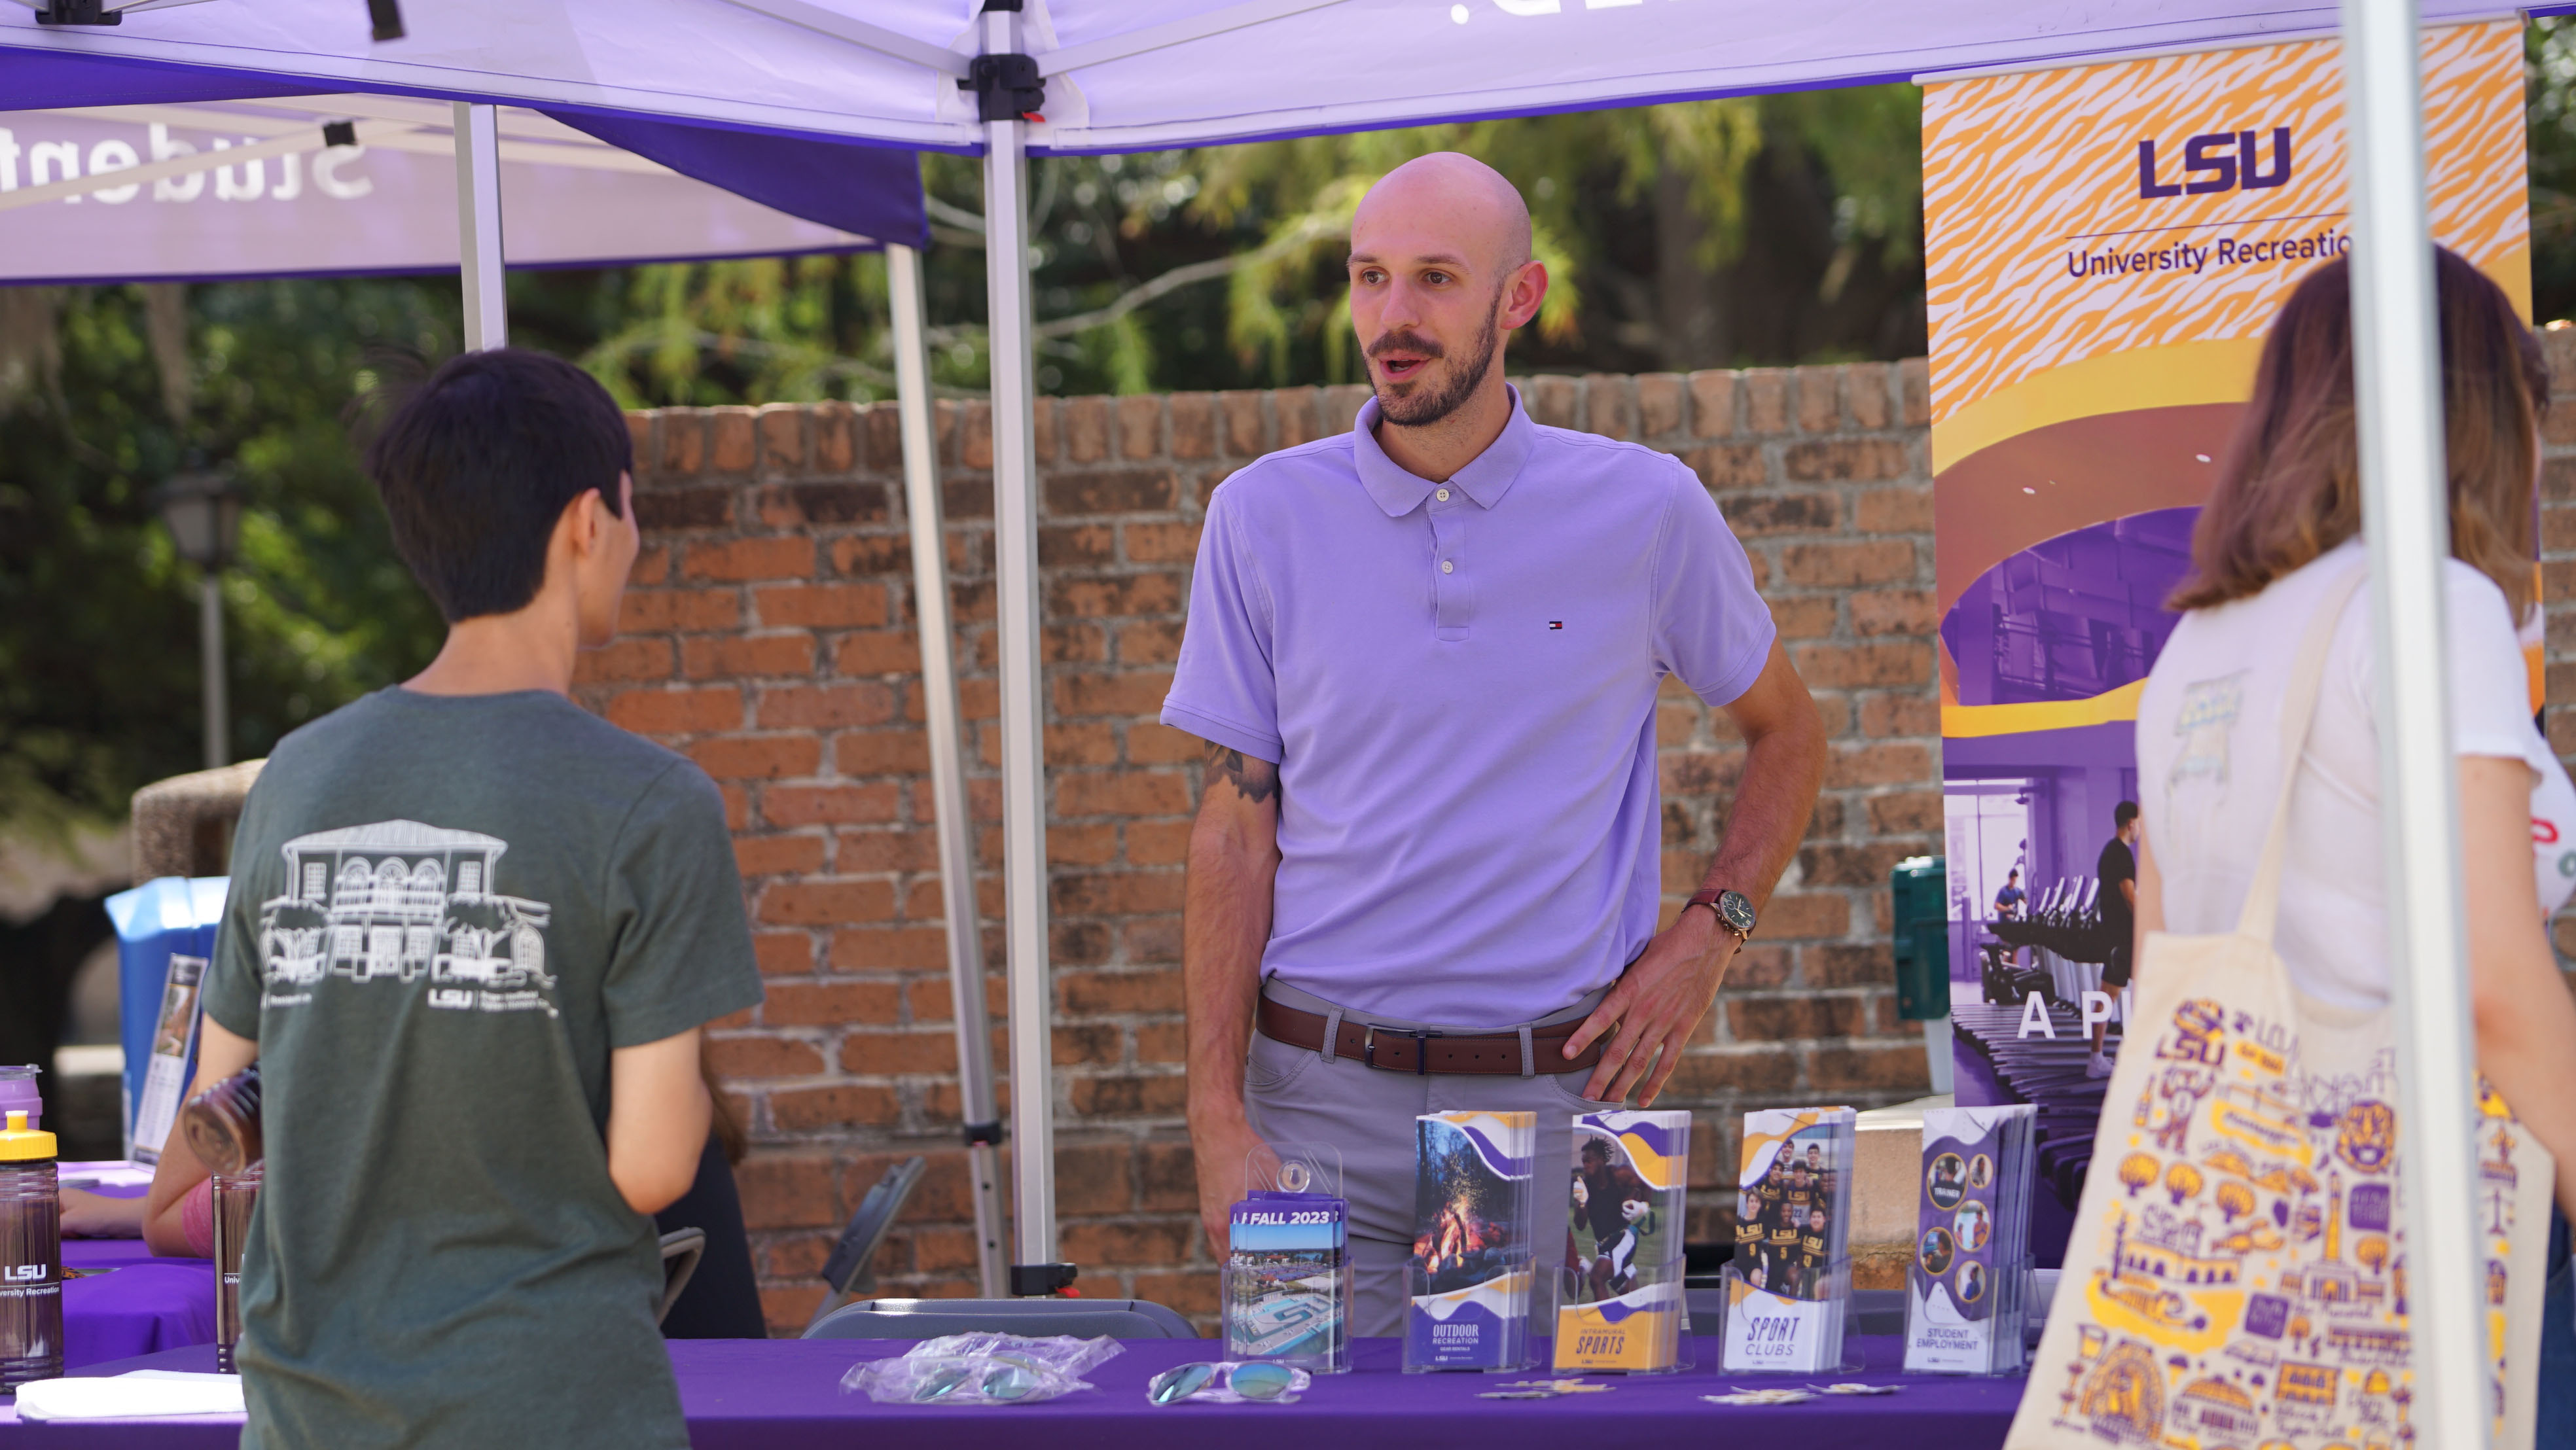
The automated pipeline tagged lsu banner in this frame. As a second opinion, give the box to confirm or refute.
[1923,20,2533,1260]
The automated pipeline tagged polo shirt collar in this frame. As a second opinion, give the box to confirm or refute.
[1351,384,1537,518]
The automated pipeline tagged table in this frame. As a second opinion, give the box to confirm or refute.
[54,1167,217,1371]
[0,1335,2028,1448]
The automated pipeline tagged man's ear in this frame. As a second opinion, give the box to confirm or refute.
[1503,259,1549,332]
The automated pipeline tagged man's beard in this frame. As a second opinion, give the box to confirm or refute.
[1370,288,1504,429]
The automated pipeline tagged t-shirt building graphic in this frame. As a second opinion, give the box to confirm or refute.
[258,819,556,1010]
[1920,20,2535,1250]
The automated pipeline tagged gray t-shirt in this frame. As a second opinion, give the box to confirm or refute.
[203,688,764,1450]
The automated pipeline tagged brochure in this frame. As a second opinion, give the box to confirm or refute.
[1904,1103,2037,1374]
[1554,1109,1691,1373]
[1404,1110,1536,1372]
[128,953,206,1166]
[1721,1106,1856,1373]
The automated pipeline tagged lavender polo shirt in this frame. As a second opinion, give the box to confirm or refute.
[1160,388,1776,1028]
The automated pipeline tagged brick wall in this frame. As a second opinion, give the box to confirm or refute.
[577,361,1944,1334]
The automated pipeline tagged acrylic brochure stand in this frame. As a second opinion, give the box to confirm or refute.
[1223,1142,1351,1373]
[1552,1109,1694,1374]
[1715,1258,1857,1373]
[1404,1111,1537,1373]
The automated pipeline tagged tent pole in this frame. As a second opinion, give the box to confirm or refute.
[979,5,1065,1292]
[452,102,507,350]
[887,241,1010,1300]
[2338,2,2488,1445]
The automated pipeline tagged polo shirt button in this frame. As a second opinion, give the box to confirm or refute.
[1436,487,1451,501]
[1440,560,1455,574]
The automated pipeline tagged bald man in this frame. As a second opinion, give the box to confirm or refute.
[1164,154,1827,1334]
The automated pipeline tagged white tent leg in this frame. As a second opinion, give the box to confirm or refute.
[452,101,507,350]
[2339,3,2487,1446]
[979,6,1064,1291]
[888,241,1010,1300]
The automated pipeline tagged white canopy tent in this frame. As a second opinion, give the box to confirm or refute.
[0,84,1010,1300]
[0,3,2501,1436]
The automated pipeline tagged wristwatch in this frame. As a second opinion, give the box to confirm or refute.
[1686,888,1756,944]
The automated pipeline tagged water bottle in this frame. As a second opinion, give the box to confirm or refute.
[211,1163,263,1374]
[0,1108,62,1391]
[181,1063,262,1178]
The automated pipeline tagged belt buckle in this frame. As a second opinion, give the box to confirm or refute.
[1363,1025,1442,1075]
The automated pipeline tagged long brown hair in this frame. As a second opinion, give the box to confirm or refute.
[2168,248,2545,621]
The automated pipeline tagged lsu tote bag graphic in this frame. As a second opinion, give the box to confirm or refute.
[2007,569,2554,1449]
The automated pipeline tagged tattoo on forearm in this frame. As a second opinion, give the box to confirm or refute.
[1203,741,1281,805]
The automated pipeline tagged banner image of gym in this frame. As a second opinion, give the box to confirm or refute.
[1922,18,2531,1264]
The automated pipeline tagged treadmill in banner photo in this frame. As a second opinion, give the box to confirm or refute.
[1955,874,2128,1212]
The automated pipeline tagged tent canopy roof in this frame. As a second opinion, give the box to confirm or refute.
[0,0,2525,156]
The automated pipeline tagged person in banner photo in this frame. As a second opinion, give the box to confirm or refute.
[2084,804,2140,1078]
[2125,250,2576,1445]
[1166,151,1829,1335]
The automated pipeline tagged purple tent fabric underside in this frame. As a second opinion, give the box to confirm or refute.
[0,48,928,248]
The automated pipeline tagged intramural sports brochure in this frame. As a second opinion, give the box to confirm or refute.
[1905,1103,2037,1373]
[1554,1110,1692,1373]
[1405,1110,1536,1371]
[1721,1106,1857,1373]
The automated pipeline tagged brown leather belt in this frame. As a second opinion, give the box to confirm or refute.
[1255,997,1605,1076]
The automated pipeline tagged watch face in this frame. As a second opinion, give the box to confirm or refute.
[1718,890,1757,936]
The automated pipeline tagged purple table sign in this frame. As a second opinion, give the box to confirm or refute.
[1,1336,2024,1448]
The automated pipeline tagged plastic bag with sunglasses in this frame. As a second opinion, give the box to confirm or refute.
[840,1332,1122,1406]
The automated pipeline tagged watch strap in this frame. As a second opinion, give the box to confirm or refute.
[1686,888,1750,942]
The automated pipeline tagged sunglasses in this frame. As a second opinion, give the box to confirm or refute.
[1147,1360,1298,1406]
[910,1355,1046,1404]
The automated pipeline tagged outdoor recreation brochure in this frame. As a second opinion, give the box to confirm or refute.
[1554,1109,1692,1373]
[1903,1103,2037,1374]
[1720,1105,1857,1373]
[1404,1110,1536,1372]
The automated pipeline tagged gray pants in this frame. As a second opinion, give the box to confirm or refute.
[1241,979,1616,1337]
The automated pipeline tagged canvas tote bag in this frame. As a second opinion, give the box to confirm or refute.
[2007,565,2556,1450]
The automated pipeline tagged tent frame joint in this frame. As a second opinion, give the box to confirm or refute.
[963,52,1046,123]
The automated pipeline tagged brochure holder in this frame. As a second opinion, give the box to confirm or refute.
[1903,1103,2038,1375]
[1403,1111,1536,1373]
[1716,1257,1857,1373]
[1719,1105,1859,1374]
[1223,1142,1351,1373]
[1552,1110,1694,1374]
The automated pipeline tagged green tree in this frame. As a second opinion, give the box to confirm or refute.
[0,281,453,836]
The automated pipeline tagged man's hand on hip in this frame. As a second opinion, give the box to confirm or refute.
[1565,907,1734,1105]
[1190,1108,1272,1258]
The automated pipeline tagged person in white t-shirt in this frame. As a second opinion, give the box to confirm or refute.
[2134,249,2576,1234]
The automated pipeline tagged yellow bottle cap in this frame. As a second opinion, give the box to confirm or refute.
[0,1108,56,1161]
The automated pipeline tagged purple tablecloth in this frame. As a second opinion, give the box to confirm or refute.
[51,1166,219,1371]
[61,1241,216,1373]
[0,1335,2024,1448]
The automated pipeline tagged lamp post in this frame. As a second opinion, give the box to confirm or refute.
[152,467,243,771]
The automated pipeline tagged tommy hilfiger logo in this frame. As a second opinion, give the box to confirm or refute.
[1548,621,1563,630]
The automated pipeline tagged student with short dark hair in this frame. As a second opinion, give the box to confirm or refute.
[146,347,764,1449]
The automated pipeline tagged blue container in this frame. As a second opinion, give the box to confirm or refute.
[101,876,230,1156]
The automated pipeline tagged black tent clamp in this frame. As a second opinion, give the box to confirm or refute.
[32,1,119,25]
[963,0,1044,126]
